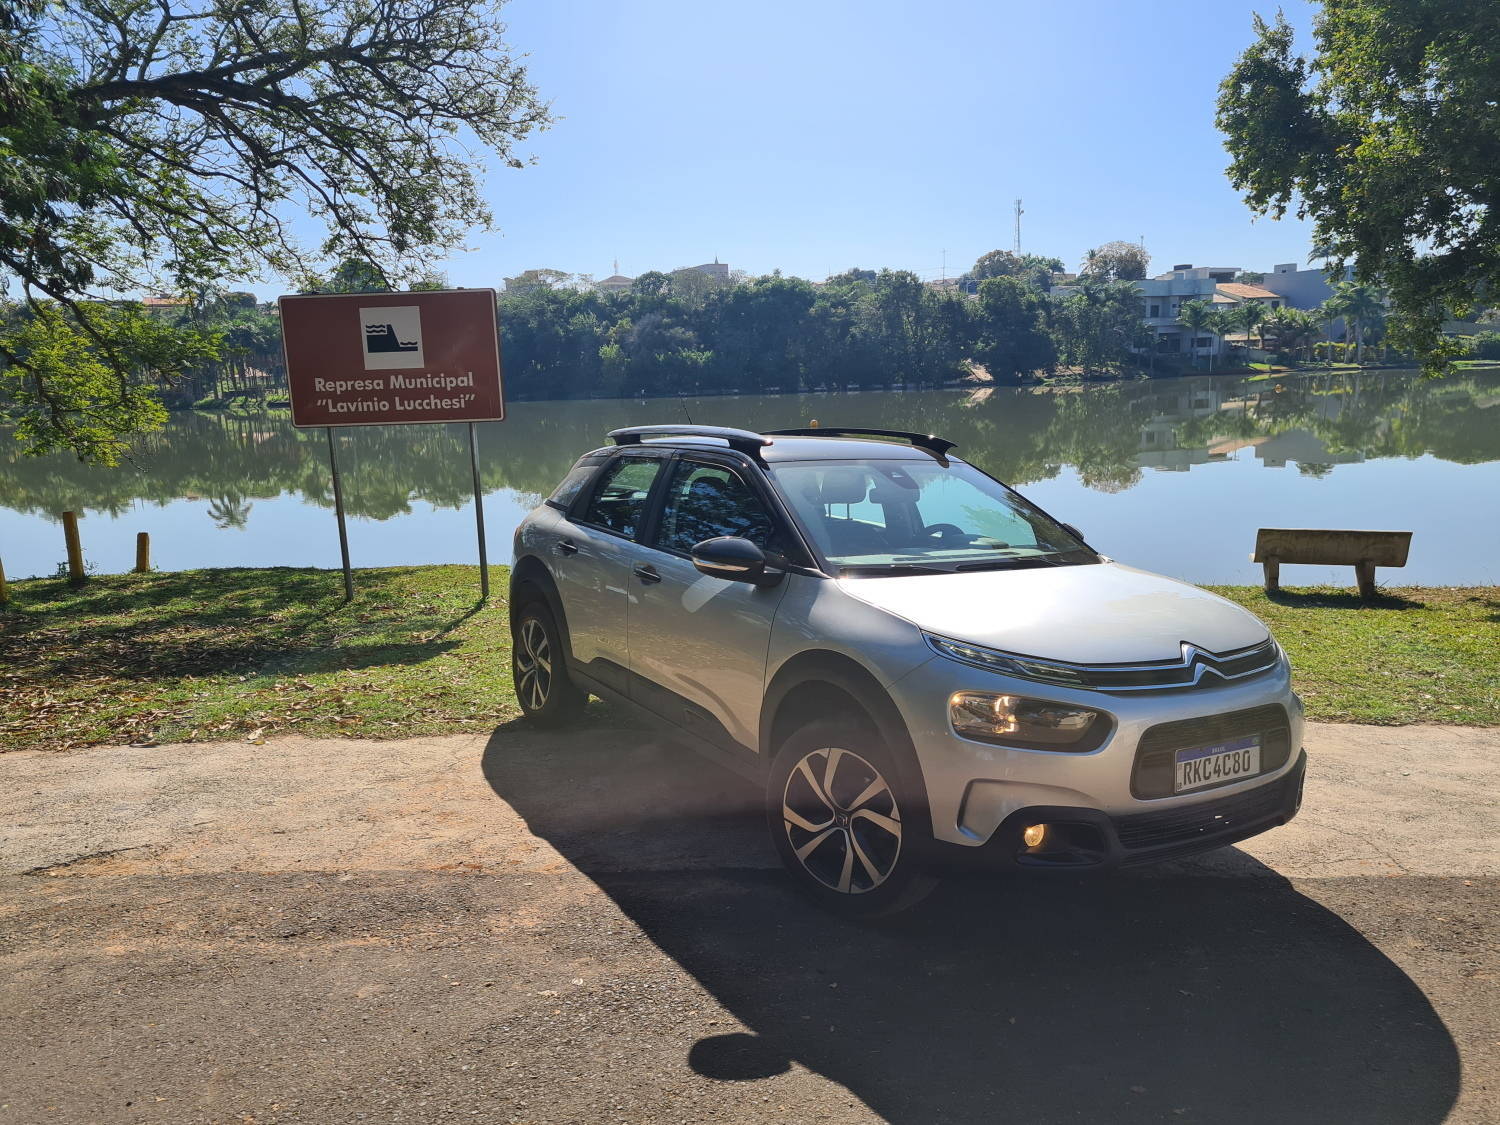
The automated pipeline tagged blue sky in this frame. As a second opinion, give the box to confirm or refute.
[430,0,1321,289]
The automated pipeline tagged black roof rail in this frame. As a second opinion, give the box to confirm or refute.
[608,425,773,457]
[762,427,957,456]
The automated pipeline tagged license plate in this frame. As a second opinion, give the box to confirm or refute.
[1174,735,1262,793]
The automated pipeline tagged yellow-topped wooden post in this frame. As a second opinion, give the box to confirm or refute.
[62,511,84,582]
[0,557,8,606]
[135,532,151,574]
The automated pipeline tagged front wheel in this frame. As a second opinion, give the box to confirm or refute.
[767,717,938,917]
[512,600,586,727]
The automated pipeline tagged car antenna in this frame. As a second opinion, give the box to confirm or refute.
[677,393,694,425]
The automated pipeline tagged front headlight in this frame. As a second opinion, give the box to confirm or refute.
[949,691,1109,752]
[926,634,1088,688]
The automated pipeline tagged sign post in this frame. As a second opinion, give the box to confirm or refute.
[326,427,354,601]
[467,422,489,599]
[279,289,504,599]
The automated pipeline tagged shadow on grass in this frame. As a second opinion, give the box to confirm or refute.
[0,567,474,682]
[1265,587,1425,611]
[479,723,1460,1125]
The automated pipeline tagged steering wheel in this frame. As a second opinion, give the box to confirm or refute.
[923,523,969,543]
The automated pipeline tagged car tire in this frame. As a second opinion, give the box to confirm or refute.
[767,716,938,917]
[512,599,586,727]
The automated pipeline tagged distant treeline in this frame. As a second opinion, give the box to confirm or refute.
[148,252,1166,407]
[130,250,1499,411]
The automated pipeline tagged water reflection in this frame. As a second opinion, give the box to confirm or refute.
[2,369,1498,583]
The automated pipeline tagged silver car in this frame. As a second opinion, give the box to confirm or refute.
[511,425,1305,915]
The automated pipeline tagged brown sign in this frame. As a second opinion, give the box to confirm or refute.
[279,289,504,427]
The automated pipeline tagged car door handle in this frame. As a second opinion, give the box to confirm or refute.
[633,564,661,584]
[555,539,578,556]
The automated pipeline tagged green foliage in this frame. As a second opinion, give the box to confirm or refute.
[1048,279,1147,372]
[1176,300,1217,369]
[1080,241,1150,282]
[0,0,549,459]
[1,303,218,462]
[1470,332,1500,361]
[974,277,1055,380]
[1321,281,1387,364]
[1217,4,1500,372]
[966,250,1064,292]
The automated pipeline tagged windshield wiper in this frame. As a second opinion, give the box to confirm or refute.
[838,563,951,577]
[953,556,1068,572]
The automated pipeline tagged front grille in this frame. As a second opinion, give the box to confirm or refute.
[1114,769,1296,858]
[1130,704,1291,799]
[927,634,1280,693]
[1078,639,1280,691]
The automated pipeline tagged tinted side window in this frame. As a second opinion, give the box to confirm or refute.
[579,456,663,538]
[656,461,779,554]
[547,454,608,509]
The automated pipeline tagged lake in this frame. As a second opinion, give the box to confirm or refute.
[3,369,1498,586]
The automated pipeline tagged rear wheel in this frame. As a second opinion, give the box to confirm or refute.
[512,600,585,727]
[767,717,938,917]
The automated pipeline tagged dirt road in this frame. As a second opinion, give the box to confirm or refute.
[1,719,1495,1124]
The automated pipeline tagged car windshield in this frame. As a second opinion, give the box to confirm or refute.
[768,458,1097,574]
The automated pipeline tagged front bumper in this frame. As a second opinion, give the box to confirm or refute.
[932,751,1306,872]
[887,651,1305,852]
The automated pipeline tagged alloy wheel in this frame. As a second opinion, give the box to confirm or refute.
[515,616,552,711]
[781,746,903,894]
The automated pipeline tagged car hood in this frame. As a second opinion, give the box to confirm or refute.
[836,562,1269,664]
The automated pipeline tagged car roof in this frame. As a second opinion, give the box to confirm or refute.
[594,430,955,464]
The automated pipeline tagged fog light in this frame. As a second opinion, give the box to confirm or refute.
[1022,823,1048,848]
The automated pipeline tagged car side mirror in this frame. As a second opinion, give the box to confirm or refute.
[691,536,781,586]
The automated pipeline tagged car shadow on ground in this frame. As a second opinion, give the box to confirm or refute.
[480,724,1459,1124]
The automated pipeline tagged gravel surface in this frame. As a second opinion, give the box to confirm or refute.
[0,720,1495,1124]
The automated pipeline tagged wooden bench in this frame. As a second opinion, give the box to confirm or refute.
[1251,528,1413,598]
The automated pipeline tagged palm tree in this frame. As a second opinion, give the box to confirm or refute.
[1207,308,1238,371]
[1324,281,1386,364]
[1263,307,1299,357]
[1278,309,1321,364]
[1342,284,1386,364]
[1231,302,1268,358]
[1176,299,1214,369]
[1317,293,1347,364]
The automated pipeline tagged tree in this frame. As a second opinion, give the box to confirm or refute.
[966,250,1064,291]
[1230,302,1268,353]
[1217,5,1500,372]
[974,278,1055,382]
[503,269,574,295]
[0,0,550,461]
[1208,309,1238,371]
[1329,282,1386,365]
[631,271,671,299]
[1080,241,1150,282]
[825,268,877,287]
[1265,307,1318,362]
[1176,300,1215,370]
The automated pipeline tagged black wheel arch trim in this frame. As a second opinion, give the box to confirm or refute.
[509,555,570,651]
[760,650,930,820]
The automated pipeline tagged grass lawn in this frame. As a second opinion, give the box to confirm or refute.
[2,568,1495,753]
[2,566,518,753]
[1209,586,1498,725]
